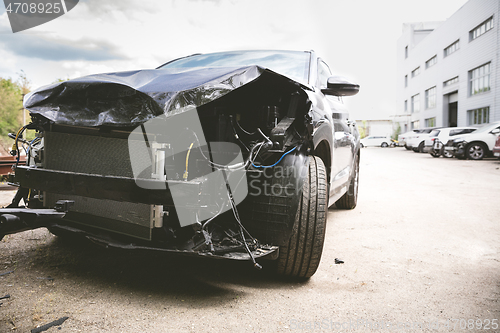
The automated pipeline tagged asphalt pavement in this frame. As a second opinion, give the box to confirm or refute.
[0,148,499,332]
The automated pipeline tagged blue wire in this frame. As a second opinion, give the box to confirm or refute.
[26,138,40,155]
[251,146,297,169]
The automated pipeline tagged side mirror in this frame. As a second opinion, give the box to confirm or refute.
[321,76,360,96]
[491,128,500,135]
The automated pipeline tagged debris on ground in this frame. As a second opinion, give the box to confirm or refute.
[31,317,69,333]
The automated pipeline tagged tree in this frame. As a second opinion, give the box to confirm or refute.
[392,123,401,141]
[358,120,368,139]
[0,75,27,153]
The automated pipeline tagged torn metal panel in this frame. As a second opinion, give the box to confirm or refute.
[24,66,308,127]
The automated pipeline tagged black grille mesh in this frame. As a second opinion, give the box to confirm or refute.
[43,131,153,240]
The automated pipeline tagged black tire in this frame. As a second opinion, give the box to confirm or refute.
[430,148,441,158]
[360,143,364,148]
[440,147,453,158]
[336,154,359,209]
[417,141,425,153]
[276,156,327,279]
[465,142,487,160]
[381,142,388,148]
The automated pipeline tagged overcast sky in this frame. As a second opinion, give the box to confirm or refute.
[0,0,469,120]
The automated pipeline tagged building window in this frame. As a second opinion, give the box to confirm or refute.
[425,55,437,69]
[405,46,408,59]
[469,62,491,96]
[405,75,408,87]
[411,94,420,113]
[470,16,494,41]
[425,87,436,109]
[444,40,459,57]
[411,120,420,130]
[404,100,408,112]
[425,117,436,127]
[468,107,489,125]
[444,76,459,87]
[411,67,420,78]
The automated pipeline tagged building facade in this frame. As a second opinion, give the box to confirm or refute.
[396,0,499,133]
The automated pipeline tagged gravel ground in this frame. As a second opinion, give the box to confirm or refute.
[0,149,499,332]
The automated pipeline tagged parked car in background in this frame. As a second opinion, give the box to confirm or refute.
[424,127,477,157]
[360,135,392,148]
[398,129,423,150]
[406,128,440,153]
[493,135,500,160]
[445,121,500,160]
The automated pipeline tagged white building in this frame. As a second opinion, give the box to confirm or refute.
[396,0,499,133]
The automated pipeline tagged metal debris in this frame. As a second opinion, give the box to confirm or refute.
[31,317,69,333]
[0,270,14,276]
[334,258,344,264]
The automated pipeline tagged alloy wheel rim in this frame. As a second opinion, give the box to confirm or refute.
[469,145,484,159]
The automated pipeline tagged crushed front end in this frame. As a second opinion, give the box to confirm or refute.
[1,66,313,269]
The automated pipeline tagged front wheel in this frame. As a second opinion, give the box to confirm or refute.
[465,142,487,160]
[417,141,425,153]
[440,147,453,158]
[381,142,388,148]
[276,156,327,279]
[430,149,441,158]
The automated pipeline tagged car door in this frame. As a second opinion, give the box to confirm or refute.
[317,59,354,192]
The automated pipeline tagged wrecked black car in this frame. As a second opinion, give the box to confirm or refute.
[1,50,360,279]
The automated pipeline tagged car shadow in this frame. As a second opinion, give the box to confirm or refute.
[22,232,308,307]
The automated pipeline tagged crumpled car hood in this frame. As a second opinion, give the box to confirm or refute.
[24,66,307,127]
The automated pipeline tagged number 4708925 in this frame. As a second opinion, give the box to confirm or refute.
[5,2,62,14]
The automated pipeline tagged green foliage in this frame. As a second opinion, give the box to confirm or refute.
[358,120,368,139]
[392,123,401,140]
[0,78,22,136]
[0,73,31,152]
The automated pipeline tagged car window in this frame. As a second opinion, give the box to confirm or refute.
[450,129,475,136]
[429,130,440,137]
[470,122,500,134]
[317,60,331,89]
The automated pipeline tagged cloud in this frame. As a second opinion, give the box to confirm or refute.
[0,34,127,61]
[77,0,156,20]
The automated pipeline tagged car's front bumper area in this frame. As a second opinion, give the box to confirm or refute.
[3,165,283,263]
[444,140,465,158]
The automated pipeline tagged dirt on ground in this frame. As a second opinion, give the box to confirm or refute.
[0,149,499,332]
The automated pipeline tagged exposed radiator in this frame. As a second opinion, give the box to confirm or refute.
[43,131,154,240]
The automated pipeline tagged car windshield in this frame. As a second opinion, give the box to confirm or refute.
[158,50,311,85]
[470,122,500,134]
